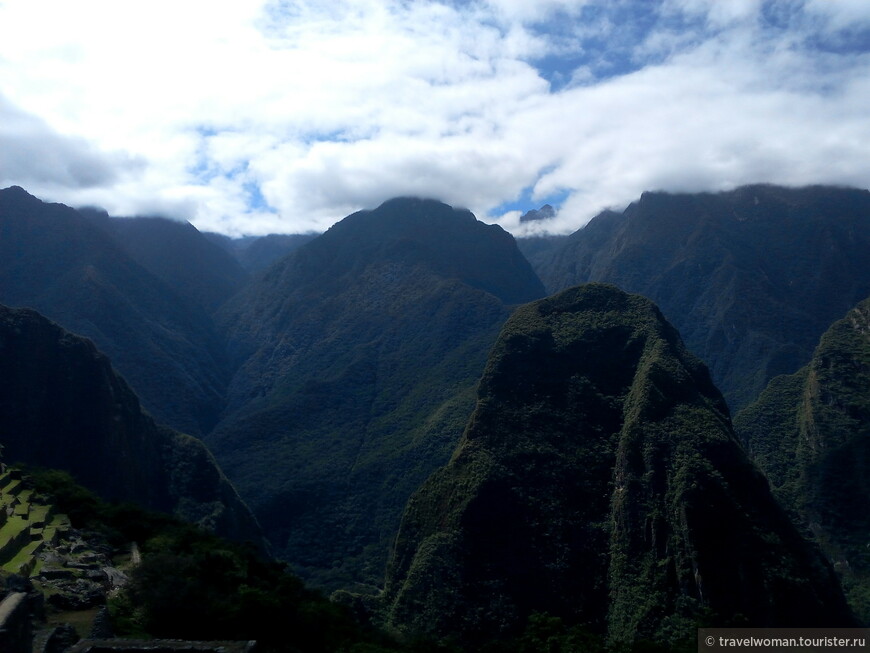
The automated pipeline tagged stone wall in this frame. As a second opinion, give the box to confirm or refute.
[0,592,32,653]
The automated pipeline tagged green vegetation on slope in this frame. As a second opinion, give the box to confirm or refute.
[211,198,546,590]
[0,186,230,436]
[25,467,416,653]
[82,210,250,315]
[735,297,870,623]
[380,283,853,650]
[0,303,263,547]
[535,185,870,411]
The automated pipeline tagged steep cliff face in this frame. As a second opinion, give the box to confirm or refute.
[0,186,229,436]
[735,297,870,623]
[0,304,263,547]
[381,284,853,648]
[535,185,870,411]
[211,197,546,589]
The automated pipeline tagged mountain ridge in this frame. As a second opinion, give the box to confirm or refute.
[0,303,264,548]
[210,197,546,589]
[0,186,229,436]
[534,184,870,410]
[81,209,250,314]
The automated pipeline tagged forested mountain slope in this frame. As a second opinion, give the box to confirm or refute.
[211,197,546,589]
[735,296,870,623]
[205,231,319,273]
[380,284,854,649]
[534,185,870,410]
[0,304,263,547]
[0,186,229,435]
[83,210,250,314]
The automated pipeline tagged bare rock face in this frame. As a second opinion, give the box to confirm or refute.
[519,203,556,223]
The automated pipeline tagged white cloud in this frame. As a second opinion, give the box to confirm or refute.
[661,0,763,28]
[481,0,591,25]
[503,29,870,233]
[0,94,142,190]
[804,0,870,33]
[1,0,869,236]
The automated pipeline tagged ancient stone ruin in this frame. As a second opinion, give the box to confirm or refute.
[0,458,259,652]
[0,591,32,653]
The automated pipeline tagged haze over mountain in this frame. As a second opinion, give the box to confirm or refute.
[534,185,870,410]
[379,284,854,648]
[0,303,263,546]
[735,296,870,623]
[210,197,546,588]
[205,231,320,274]
[82,209,250,314]
[0,186,229,436]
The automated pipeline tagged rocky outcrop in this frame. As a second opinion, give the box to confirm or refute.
[0,592,31,653]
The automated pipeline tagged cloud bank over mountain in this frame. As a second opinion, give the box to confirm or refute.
[1,0,868,235]
[0,94,141,189]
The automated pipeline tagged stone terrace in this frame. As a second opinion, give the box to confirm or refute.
[0,468,72,578]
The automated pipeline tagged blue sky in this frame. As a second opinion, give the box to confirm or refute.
[1,0,869,235]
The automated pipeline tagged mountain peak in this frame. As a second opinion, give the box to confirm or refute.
[381,282,853,648]
[1,184,31,197]
[334,196,481,237]
[211,198,546,588]
[520,203,556,223]
[266,196,544,306]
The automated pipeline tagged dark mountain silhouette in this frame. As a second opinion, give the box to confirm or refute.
[519,203,555,223]
[735,296,870,623]
[205,231,319,273]
[534,185,870,410]
[0,186,228,435]
[379,284,853,649]
[0,304,263,546]
[82,209,250,314]
[211,197,546,589]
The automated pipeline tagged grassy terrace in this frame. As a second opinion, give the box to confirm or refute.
[1,478,22,497]
[0,468,70,577]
